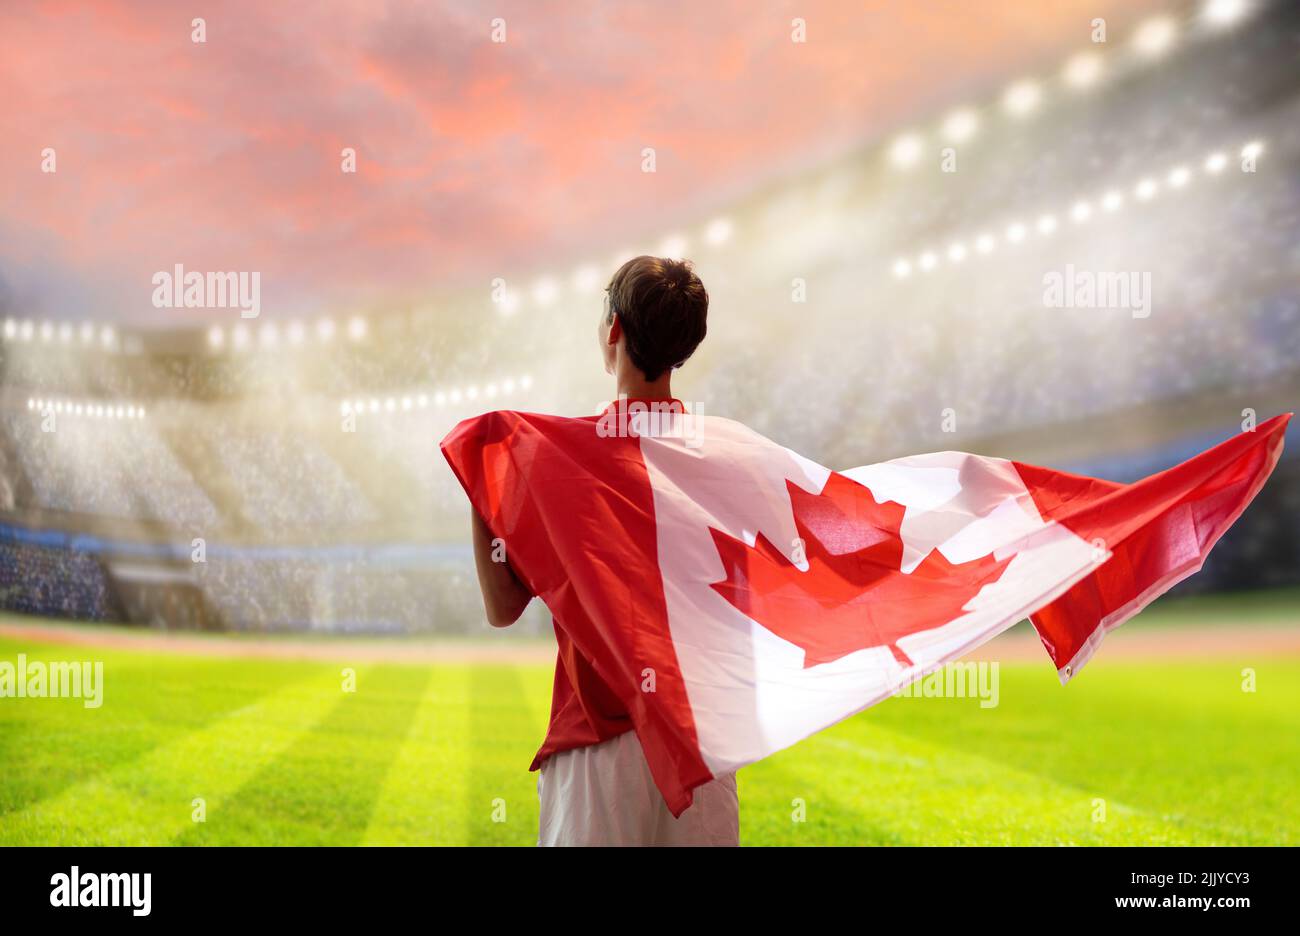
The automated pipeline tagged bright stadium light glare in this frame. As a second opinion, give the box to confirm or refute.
[658,235,688,258]
[1036,214,1058,235]
[3,319,14,339]
[1240,140,1264,160]
[502,378,516,393]
[532,277,559,306]
[401,396,413,410]
[1203,0,1249,27]
[572,265,601,292]
[79,321,94,344]
[74,404,84,416]
[287,321,305,345]
[892,258,912,279]
[1132,17,1177,57]
[368,399,380,413]
[1062,52,1103,89]
[58,323,72,344]
[207,325,224,349]
[705,217,733,245]
[1070,201,1092,223]
[941,109,978,143]
[449,389,463,404]
[417,394,429,408]
[232,323,250,349]
[40,321,53,343]
[520,375,533,390]
[26,398,34,410]
[100,325,115,348]
[975,233,995,254]
[127,405,136,419]
[1001,81,1041,117]
[259,322,279,347]
[434,391,447,406]
[340,401,351,415]
[1204,151,1228,173]
[947,243,967,263]
[1102,190,1124,212]
[918,251,937,272]
[1005,223,1026,244]
[1167,165,1191,189]
[116,406,125,419]
[384,398,396,412]
[485,383,498,398]
[316,317,335,341]
[466,386,479,400]
[888,133,923,169]
[18,320,33,342]
[347,316,367,341]
[1135,177,1158,200]
[499,291,520,316]
[55,401,64,413]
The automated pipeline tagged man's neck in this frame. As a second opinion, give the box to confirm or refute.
[615,371,674,401]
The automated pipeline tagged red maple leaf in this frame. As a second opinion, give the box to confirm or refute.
[709,473,1014,668]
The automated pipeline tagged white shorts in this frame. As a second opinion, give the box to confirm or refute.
[537,730,739,846]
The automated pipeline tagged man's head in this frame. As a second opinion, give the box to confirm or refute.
[599,256,708,382]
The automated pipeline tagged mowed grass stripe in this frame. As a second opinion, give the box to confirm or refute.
[863,660,1300,844]
[362,665,472,845]
[177,664,431,846]
[466,663,545,845]
[0,663,343,845]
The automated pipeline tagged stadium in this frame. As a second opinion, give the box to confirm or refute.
[1,0,1297,848]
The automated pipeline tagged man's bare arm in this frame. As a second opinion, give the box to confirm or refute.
[470,509,532,628]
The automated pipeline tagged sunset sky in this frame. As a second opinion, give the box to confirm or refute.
[1,0,1160,325]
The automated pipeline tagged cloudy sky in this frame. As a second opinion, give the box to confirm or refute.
[1,0,1159,325]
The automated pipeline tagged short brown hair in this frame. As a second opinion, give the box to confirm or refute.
[605,256,708,381]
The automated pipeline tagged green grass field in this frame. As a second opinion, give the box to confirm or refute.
[1,592,1297,846]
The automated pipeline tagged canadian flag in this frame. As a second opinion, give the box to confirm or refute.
[442,405,1289,816]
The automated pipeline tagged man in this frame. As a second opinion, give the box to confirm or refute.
[468,255,738,846]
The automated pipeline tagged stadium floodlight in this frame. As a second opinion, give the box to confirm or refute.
[58,323,72,344]
[1135,177,1158,200]
[340,401,351,415]
[1240,140,1264,160]
[520,375,533,390]
[368,399,380,413]
[116,406,125,419]
[1062,52,1103,89]
[19,320,33,342]
[384,398,396,412]
[417,394,429,408]
[2,319,14,339]
[466,386,479,400]
[941,109,978,144]
[1167,166,1191,189]
[975,233,995,254]
[287,321,305,345]
[503,378,517,393]
[573,264,601,292]
[40,321,53,343]
[401,396,413,410]
[1204,151,1228,173]
[434,391,447,406]
[138,407,146,419]
[1005,223,1026,244]
[888,133,923,169]
[918,251,937,272]
[1132,17,1177,58]
[1203,0,1249,27]
[485,383,498,398]
[79,321,94,344]
[532,277,559,307]
[498,290,521,316]
[207,325,224,349]
[947,243,967,263]
[232,323,250,349]
[100,325,115,348]
[55,401,64,413]
[126,405,136,419]
[26,398,33,410]
[316,317,336,341]
[75,404,83,416]
[1036,214,1058,235]
[892,258,912,279]
[347,316,367,341]
[658,235,688,258]
[705,217,733,246]
[1001,81,1041,117]
[1070,201,1092,223]
[449,389,463,404]
[1102,190,1123,212]
[259,322,279,347]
